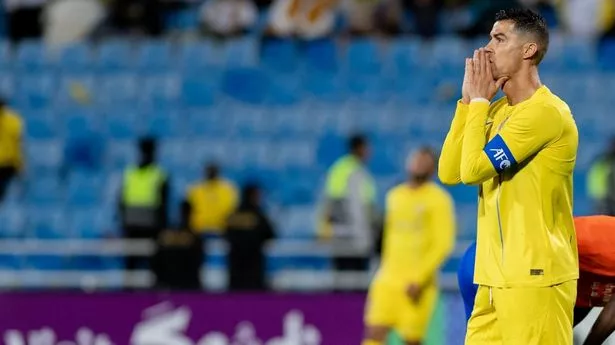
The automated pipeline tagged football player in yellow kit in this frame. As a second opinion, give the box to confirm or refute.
[440,8,579,345]
[363,147,456,345]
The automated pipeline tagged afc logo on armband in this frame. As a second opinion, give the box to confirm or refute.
[488,148,511,170]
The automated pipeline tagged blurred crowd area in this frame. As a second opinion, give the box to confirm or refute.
[2,0,615,45]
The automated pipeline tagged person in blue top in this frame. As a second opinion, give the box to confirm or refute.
[457,241,478,321]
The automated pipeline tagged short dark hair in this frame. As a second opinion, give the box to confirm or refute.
[495,8,549,64]
[416,146,438,162]
[138,137,156,154]
[348,134,367,152]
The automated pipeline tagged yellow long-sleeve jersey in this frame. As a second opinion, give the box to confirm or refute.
[376,182,456,287]
[439,86,579,288]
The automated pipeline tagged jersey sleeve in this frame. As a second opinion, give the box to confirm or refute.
[460,102,563,185]
[438,101,469,185]
[414,191,456,286]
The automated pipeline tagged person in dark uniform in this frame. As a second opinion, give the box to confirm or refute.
[151,228,204,291]
[225,183,275,291]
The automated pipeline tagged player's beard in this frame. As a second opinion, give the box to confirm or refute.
[410,173,431,185]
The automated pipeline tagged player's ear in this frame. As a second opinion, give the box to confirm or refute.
[522,42,538,61]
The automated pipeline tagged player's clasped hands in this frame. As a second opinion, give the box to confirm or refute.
[464,48,509,102]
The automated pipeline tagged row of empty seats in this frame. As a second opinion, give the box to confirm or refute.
[1,36,614,75]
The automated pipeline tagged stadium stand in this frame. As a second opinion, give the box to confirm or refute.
[0,35,611,290]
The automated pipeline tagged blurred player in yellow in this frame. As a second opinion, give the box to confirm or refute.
[363,147,456,345]
[439,8,579,345]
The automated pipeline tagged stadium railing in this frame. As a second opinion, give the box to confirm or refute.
[0,239,472,291]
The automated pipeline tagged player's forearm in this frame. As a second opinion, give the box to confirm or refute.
[460,101,494,185]
[583,299,615,345]
[438,101,468,185]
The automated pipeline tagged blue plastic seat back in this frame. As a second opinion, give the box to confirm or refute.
[97,40,134,72]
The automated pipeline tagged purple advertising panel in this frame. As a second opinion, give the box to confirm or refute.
[0,292,366,345]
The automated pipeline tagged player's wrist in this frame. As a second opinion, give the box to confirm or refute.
[470,97,490,104]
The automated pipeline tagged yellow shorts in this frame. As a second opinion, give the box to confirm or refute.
[364,279,438,341]
[465,280,576,345]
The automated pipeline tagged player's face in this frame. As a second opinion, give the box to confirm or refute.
[484,20,524,79]
[409,153,435,179]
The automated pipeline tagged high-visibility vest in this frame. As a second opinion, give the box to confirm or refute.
[122,165,165,207]
[325,155,375,203]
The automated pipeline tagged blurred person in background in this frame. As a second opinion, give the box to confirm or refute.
[405,0,443,39]
[199,0,258,39]
[363,147,455,345]
[553,0,615,39]
[5,0,46,42]
[182,162,238,236]
[587,137,615,215]
[42,0,105,47]
[151,227,204,290]
[265,0,338,39]
[107,0,164,36]
[458,0,522,38]
[339,0,401,36]
[225,183,276,291]
[319,134,378,290]
[0,99,23,203]
[119,137,169,271]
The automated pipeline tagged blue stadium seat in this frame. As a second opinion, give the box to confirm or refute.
[178,40,218,76]
[96,40,134,72]
[97,73,138,107]
[24,208,70,269]
[105,140,136,170]
[302,72,345,103]
[0,40,12,71]
[181,78,216,108]
[137,40,174,73]
[190,139,230,164]
[66,172,104,207]
[278,206,317,238]
[222,37,258,67]
[26,139,63,174]
[58,109,100,138]
[0,206,25,238]
[25,176,64,207]
[304,38,338,73]
[140,74,180,109]
[0,254,23,269]
[228,106,271,138]
[57,43,94,73]
[15,40,52,72]
[343,75,391,104]
[345,39,381,75]
[185,108,230,137]
[386,38,423,75]
[561,39,597,71]
[430,36,468,72]
[0,72,14,100]
[599,39,615,70]
[261,38,298,73]
[102,107,140,140]
[221,68,270,104]
[160,139,200,172]
[142,108,183,139]
[275,140,316,169]
[68,207,114,239]
[15,73,55,109]
[278,169,321,205]
[24,109,58,139]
